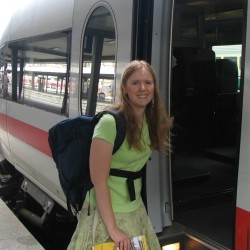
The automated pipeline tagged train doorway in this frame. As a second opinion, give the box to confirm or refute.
[170,0,245,248]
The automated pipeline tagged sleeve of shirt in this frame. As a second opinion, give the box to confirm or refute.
[92,114,116,145]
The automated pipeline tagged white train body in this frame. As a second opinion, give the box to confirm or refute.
[0,0,75,210]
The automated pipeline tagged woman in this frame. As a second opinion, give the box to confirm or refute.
[67,60,171,250]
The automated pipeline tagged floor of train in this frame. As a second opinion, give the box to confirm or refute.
[172,146,236,249]
[174,198,234,248]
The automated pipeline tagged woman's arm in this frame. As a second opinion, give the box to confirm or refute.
[89,138,130,250]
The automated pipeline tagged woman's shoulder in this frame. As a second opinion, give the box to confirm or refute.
[95,113,117,132]
[99,113,116,124]
[93,113,117,141]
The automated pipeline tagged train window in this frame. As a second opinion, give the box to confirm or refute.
[81,6,116,115]
[212,44,242,90]
[0,63,11,98]
[0,47,11,98]
[1,31,71,114]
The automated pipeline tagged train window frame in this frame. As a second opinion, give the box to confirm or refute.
[0,31,71,115]
[80,5,117,116]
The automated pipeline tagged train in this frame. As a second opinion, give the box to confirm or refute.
[0,0,249,249]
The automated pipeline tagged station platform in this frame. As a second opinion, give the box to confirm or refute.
[0,198,44,250]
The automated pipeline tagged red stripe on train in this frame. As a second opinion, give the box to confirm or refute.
[6,115,52,157]
[235,207,250,250]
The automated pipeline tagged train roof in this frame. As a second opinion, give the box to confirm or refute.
[0,0,74,47]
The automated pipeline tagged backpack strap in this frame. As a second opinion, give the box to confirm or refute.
[106,109,126,154]
[94,109,126,154]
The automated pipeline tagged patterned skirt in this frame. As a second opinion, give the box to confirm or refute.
[67,200,161,250]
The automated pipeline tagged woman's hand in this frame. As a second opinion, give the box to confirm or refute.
[108,226,131,250]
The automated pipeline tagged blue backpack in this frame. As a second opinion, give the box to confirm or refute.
[48,110,127,216]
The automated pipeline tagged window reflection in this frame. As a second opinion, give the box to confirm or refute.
[0,32,70,115]
[81,6,116,115]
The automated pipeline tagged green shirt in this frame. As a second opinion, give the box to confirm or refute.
[87,114,152,213]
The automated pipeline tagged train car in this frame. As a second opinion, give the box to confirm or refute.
[0,0,248,249]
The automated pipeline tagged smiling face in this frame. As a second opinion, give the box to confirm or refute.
[123,67,155,112]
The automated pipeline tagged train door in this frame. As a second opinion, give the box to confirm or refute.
[168,0,246,248]
[70,0,135,116]
[236,1,250,249]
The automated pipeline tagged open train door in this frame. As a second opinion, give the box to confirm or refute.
[70,0,173,234]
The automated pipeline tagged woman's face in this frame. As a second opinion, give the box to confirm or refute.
[124,67,154,111]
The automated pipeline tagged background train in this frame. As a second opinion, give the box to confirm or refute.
[0,0,249,249]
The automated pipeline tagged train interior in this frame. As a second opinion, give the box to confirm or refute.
[170,0,245,248]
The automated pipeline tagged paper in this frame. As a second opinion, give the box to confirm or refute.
[92,235,147,250]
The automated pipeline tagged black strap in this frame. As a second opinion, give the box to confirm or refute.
[109,167,145,201]
[94,109,126,154]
